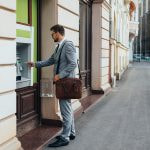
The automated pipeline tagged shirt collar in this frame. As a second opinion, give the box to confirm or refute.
[58,37,65,47]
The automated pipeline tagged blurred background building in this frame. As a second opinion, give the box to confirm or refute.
[133,0,150,61]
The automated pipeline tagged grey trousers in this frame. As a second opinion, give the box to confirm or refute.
[59,99,75,141]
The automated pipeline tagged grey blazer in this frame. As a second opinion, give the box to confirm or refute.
[36,39,77,79]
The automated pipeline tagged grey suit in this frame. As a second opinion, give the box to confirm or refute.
[36,39,77,141]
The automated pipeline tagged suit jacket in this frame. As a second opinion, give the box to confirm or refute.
[35,39,77,79]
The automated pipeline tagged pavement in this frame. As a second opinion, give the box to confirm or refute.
[44,62,150,150]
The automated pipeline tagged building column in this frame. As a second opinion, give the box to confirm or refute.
[139,17,142,56]
[110,38,117,87]
[129,37,135,62]
[145,1,150,57]
[0,1,22,149]
[141,0,146,57]
[92,0,111,93]
[135,36,139,55]
[145,14,148,57]
[40,0,82,123]
[40,0,61,123]
[141,16,146,57]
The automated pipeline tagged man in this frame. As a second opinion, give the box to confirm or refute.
[28,24,77,147]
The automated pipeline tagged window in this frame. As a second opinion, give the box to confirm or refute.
[79,0,92,89]
[16,0,32,25]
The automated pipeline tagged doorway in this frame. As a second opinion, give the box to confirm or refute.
[79,0,92,98]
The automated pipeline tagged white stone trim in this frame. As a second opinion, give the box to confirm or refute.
[92,1,111,92]
[92,3,102,90]
[0,92,16,120]
[0,137,21,150]
[0,1,16,11]
[0,9,16,38]
[0,65,16,93]
[16,24,32,32]
[0,115,16,145]
[16,37,32,44]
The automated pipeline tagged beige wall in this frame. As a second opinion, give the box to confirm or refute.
[115,43,129,79]
[40,0,81,120]
[57,0,79,62]
[57,0,82,111]
[40,0,60,120]
[110,38,116,87]
[92,0,111,92]
[110,0,130,81]
[0,1,21,150]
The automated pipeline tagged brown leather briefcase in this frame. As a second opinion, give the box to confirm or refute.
[55,41,82,99]
[55,78,82,99]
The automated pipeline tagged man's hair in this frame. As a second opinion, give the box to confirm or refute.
[50,24,65,36]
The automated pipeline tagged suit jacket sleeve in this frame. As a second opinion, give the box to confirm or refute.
[59,42,77,79]
[35,53,55,68]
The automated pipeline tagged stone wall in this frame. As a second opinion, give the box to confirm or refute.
[0,1,21,149]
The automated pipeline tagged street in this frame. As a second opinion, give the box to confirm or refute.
[44,62,150,150]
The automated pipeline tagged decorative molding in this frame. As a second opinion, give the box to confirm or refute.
[0,137,21,150]
[16,24,32,32]
[0,90,15,96]
[17,22,31,27]
[17,115,39,137]
[93,0,104,4]
[103,0,111,10]
[116,42,129,50]
[0,114,16,145]
[63,25,79,32]
[57,4,79,17]
[0,6,16,13]
[0,114,15,123]
[80,0,93,4]
[93,0,111,10]
[124,0,131,5]
[0,37,15,40]
[116,67,128,80]
[102,37,110,42]
[0,64,15,67]
[101,83,111,93]
[110,38,117,44]
[16,37,32,44]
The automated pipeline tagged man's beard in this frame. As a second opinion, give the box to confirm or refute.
[54,38,59,42]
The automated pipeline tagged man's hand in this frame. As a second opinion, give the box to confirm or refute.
[27,62,35,68]
[54,75,60,82]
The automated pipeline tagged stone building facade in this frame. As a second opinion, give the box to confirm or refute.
[110,0,131,84]
[133,0,150,61]
[0,1,22,150]
[0,0,132,149]
[128,0,139,62]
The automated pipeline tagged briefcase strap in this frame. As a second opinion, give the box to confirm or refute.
[77,59,82,79]
[56,41,82,79]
